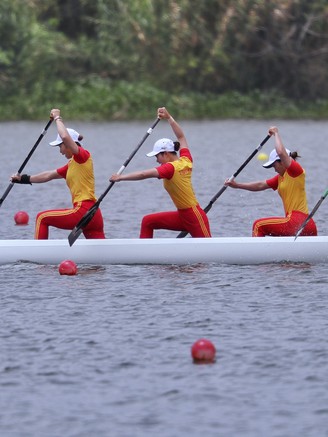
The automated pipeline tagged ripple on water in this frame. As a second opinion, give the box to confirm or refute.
[1,120,328,437]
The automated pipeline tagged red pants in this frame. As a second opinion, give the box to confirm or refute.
[252,210,317,237]
[35,200,105,240]
[140,205,211,238]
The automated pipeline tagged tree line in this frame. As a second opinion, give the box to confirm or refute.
[1,0,327,120]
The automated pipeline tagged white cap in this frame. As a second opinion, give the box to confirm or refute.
[146,138,175,157]
[49,128,82,146]
[263,148,291,168]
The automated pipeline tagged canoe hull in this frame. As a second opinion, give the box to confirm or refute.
[0,236,328,266]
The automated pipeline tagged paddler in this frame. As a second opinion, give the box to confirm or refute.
[110,107,211,238]
[11,108,105,240]
[224,126,317,237]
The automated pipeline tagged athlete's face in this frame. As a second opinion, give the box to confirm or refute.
[272,160,285,176]
[155,152,166,164]
[155,151,175,164]
[59,143,73,159]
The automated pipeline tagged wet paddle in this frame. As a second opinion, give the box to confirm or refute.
[294,188,328,240]
[68,117,161,246]
[177,133,272,238]
[0,119,53,208]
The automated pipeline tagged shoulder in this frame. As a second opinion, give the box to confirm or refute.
[156,162,175,179]
[73,146,91,164]
[266,175,279,190]
[287,159,304,177]
[180,148,193,162]
[56,163,68,178]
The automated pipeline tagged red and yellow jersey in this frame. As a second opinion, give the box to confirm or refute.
[266,159,308,215]
[56,146,97,204]
[156,148,198,209]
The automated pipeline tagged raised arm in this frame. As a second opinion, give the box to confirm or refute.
[157,107,188,149]
[268,126,291,168]
[51,108,80,155]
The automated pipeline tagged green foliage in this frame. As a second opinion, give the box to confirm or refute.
[0,0,328,120]
[1,79,326,121]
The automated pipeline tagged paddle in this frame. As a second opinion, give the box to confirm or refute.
[0,119,53,208]
[68,117,161,246]
[176,133,272,238]
[294,188,328,240]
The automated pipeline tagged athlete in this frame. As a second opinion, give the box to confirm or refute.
[110,107,211,238]
[11,108,105,240]
[224,126,317,237]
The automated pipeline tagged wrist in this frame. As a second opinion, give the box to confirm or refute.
[20,174,32,185]
[168,116,174,123]
[54,116,62,121]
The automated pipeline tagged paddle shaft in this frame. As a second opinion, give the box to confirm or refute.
[0,119,53,207]
[294,189,328,240]
[177,133,272,238]
[68,117,161,246]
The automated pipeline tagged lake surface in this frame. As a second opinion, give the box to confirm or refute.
[0,119,328,437]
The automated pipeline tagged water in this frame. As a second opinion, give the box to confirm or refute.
[0,120,328,437]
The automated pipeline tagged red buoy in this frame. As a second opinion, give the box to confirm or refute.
[14,211,29,225]
[191,338,216,363]
[59,260,78,276]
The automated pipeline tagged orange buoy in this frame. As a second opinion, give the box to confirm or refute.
[58,260,78,276]
[14,211,29,225]
[191,338,216,363]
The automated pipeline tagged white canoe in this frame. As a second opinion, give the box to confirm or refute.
[0,236,328,266]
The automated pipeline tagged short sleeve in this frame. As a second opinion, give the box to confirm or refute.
[156,163,175,179]
[266,175,279,190]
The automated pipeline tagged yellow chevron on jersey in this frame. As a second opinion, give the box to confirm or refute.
[278,171,308,215]
[57,147,97,204]
[162,155,198,209]
[267,160,309,215]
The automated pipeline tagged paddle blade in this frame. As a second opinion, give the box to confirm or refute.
[68,204,98,246]
[68,227,83,247]
[294,228,303,241]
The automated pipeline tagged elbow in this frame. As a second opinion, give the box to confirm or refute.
[139,171,150,180]
[60,132,70,143]
[178,134,187,143]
